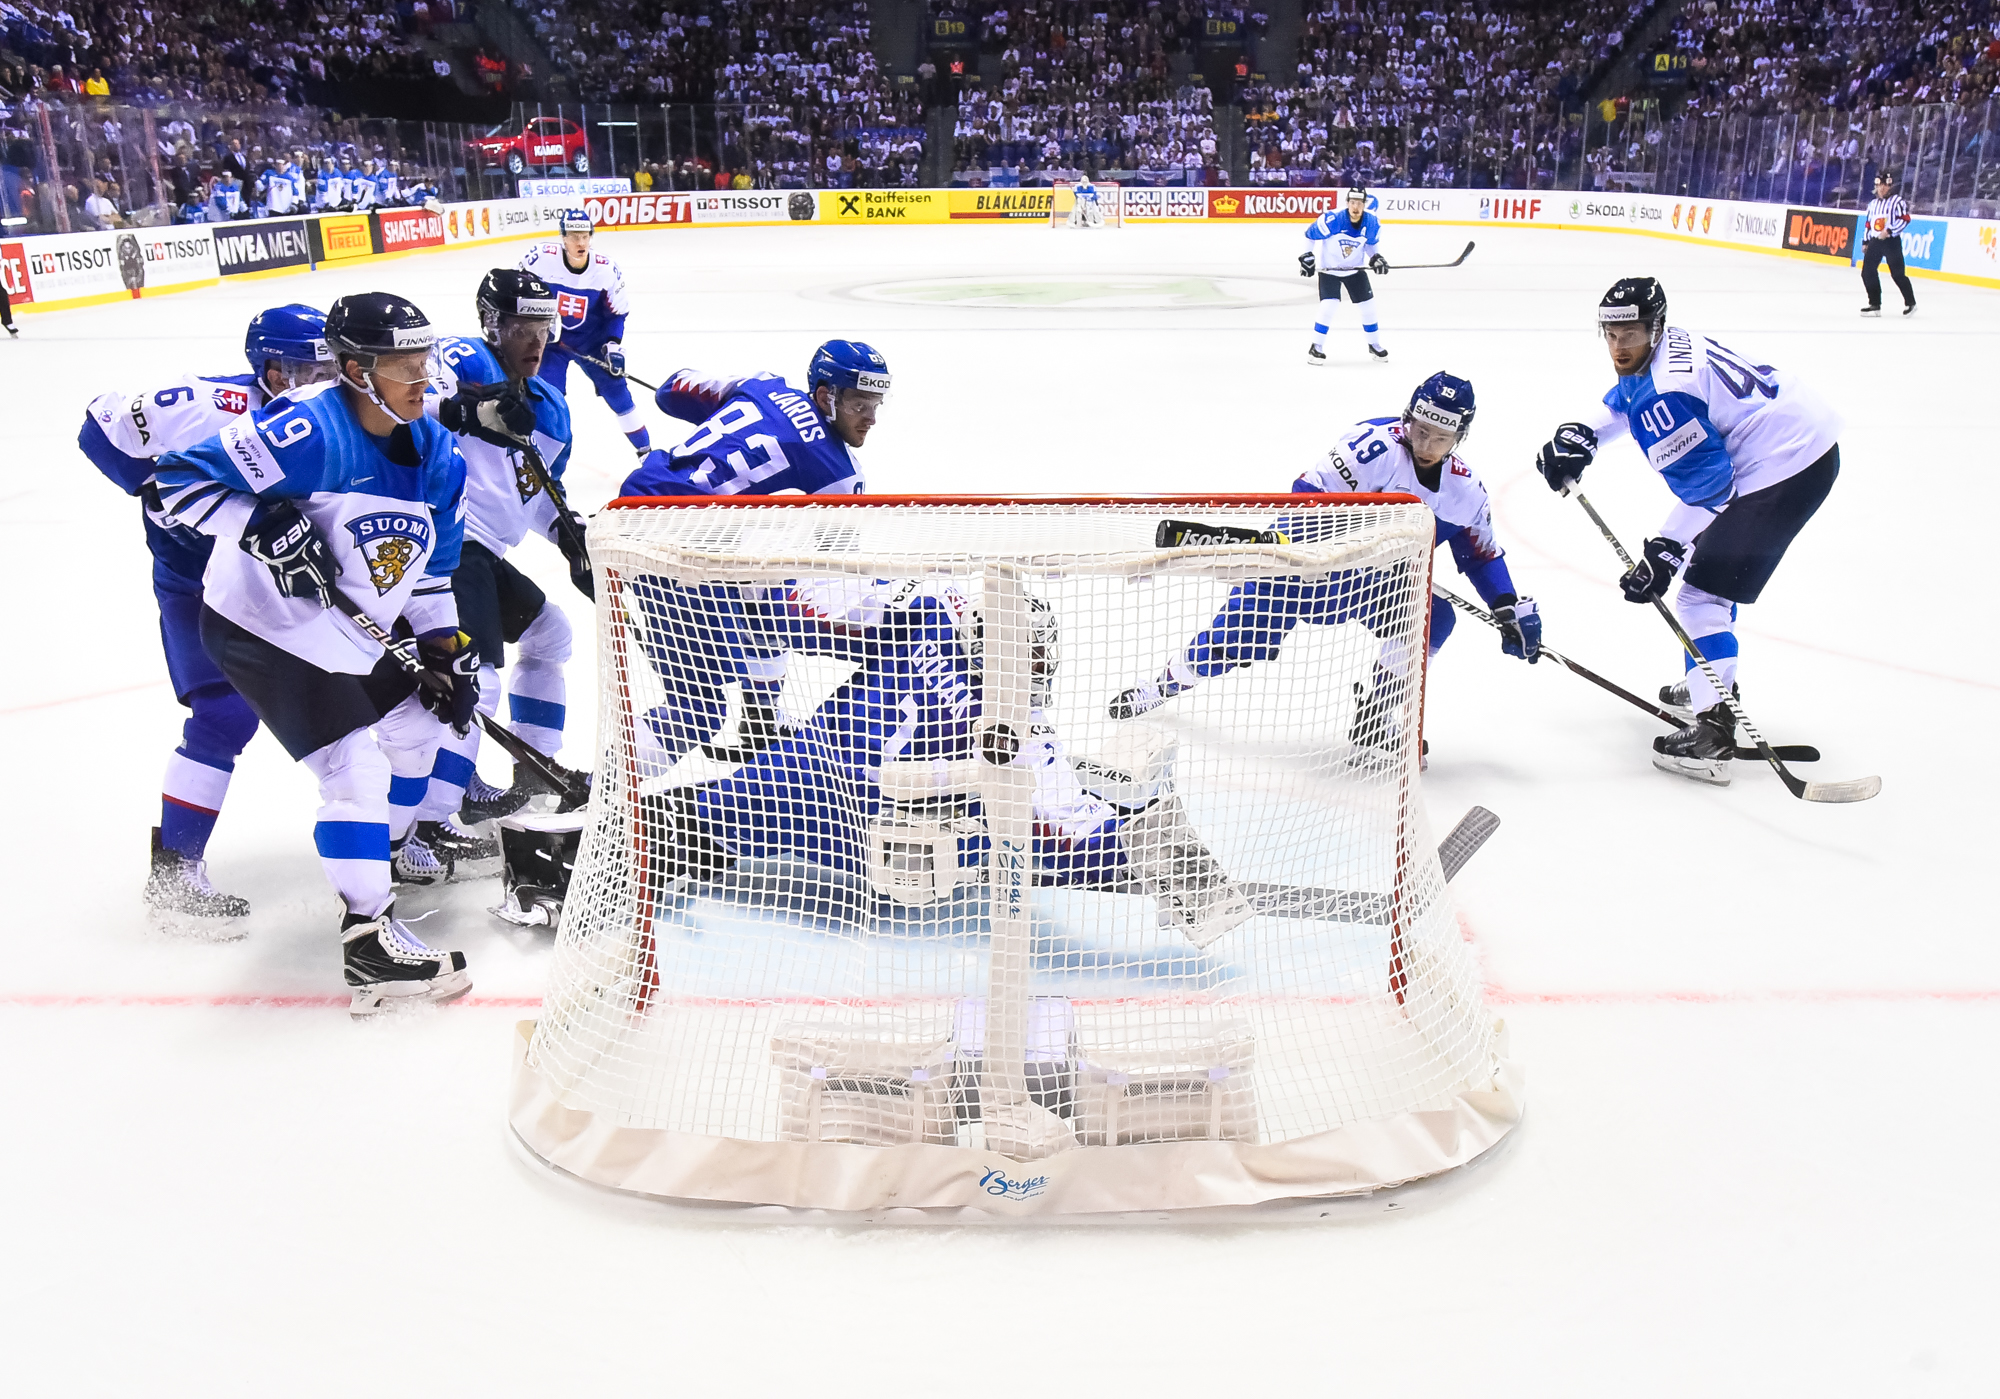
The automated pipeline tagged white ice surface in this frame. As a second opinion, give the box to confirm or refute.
[2,222,1995,1395]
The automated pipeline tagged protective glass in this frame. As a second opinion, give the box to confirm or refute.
[1404,417,1459,461]
[496,316,559,347]
[280,358,339,389]
[1598,320,1653,352]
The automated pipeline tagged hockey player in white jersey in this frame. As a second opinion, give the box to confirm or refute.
[523,209,652,456]
[151,292,478,1015]
[1300,187,1389,365]
[408,268,593,877]
[1067,177,1105,229]
[78,304,338,931]
[1536,276,1841,785]
[1111,373,1539,762]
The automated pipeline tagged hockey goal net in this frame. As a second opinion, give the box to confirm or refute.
[1049,178,1122,227]
[511,495,1520,1214]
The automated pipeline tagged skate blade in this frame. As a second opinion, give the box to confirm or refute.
[490,899,556,930]
[1172,891,1256,950]
[146,908,251,942]
[1652,753,1731,787]
[348,969,474,1018]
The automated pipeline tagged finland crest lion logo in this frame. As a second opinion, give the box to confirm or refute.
[345,512,433,595]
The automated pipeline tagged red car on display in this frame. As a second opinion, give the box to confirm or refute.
[466,116,592,176]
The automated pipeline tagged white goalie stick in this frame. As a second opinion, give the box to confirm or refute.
[1236,806,1501,923]
[1567,490,1881,804]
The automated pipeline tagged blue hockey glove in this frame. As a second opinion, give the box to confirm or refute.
[603,341,626,377]
[1536,422,1597,492]
[1619,537,1686,603]
[1298,251,1315,277]
[416,630,480,736]
[1490,594,1541,663]
[1368,253,1390,275]
[240,498,336,604]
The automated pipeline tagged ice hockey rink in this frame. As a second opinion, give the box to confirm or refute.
[4,215,1995,1394]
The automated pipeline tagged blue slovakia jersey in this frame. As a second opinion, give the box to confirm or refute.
[621,370,864,498]
[429,335,575,555]
[153,380,467,672]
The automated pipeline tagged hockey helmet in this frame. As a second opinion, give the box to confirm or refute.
[557,207,594,236]
[1346,186,1369,206]
[807,340,892,399]
[244,303,332,386]
[476,268,561,346]
[1598,276,1667,347]
[1404,371,1476,452]
[325,292,437,424]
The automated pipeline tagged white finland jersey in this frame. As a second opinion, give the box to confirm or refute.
[427,335,574,557]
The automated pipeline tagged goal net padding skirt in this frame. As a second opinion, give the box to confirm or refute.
[509,495,1523,1214]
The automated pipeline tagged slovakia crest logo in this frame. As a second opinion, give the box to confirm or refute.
[345,512,432,594]
[556,290,588,327]
[212,386,250,415]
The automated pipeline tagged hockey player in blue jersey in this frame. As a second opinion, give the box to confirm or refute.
[1300,186,1389,365]
[522,209,651,456]
[1536,276,1841,785]
[79,304,338,931]
[151,292,480,1015]
[643,579,1253,948]
[1109,373,1539,763]
[406,268,593,876]
[622,338,888,498]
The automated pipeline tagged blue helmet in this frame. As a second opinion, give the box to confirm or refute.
[807,339,891,398]
[1405,371,1475,445]
[557,207,593,236]
[244,304,331,382]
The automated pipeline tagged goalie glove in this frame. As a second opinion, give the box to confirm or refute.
[1490,593,1542,663]
[1156,518,1290,548]
[438,380,535,449]
[240,498,336,605]
[416,629,480,736]
[1298,251,1315,277]
[1619,537,1686,604]
[1368,253,1389,275]
[700,694,783,764]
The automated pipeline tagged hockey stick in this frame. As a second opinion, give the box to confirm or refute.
[553,342,659,393]
[323,589,575,795]
[1385,240,1474,271]
[1567,492,1879,803]
[1238,805,1501,922]
[1432,585,1820,763]
[514,438,593,599]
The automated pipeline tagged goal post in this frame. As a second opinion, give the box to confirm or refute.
[1049,179,1122,228]
[511,495,1522,1214]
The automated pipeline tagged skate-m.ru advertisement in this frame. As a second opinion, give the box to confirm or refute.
[378,207,446,253]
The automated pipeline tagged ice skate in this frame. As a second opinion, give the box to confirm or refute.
[1660,679,1738,723]
[1346,665,1409,770]
[1117,794,1253,949]
[391,830,452,886]
[416,817,498,865]
[1367,343,1389,359]
[341,904,471,1017]
[459,770,530,826]
[1107,674,1188,721]
[1305,344,1327,366]
[1903,302,1917,316]
[1860,304,1881,315]
[1652,702,1736,787]
[144,827,249,939]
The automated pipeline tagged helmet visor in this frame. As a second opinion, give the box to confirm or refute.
[495,314,559,347]
[1404,416,1459,462]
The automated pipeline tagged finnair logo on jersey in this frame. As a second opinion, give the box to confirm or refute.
[977,1168,1049,1200]
[346,512,433,594]
[1646,419,1705,469]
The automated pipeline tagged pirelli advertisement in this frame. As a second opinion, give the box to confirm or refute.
[310,213,376,264]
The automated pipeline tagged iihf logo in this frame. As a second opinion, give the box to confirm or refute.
[346,512,432,594]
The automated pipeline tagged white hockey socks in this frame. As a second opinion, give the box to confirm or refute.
[1312,298,1339,349]
[507,606,572,759]
[1676,584,1740,711]
[304,729,394,919]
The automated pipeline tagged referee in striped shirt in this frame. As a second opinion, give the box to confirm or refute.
[1860,172,1917,316]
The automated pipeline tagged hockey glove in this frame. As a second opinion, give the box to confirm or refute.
[1297,251,1315,278]
[240,498,336,605]
[701,694,783,764]
[416,629,480,736]
[1619,537,1686,603]
[438,381,534,449]
[603,341,626,377]
[553,509,594,600]
[1490,593,1542,663]
[1536,422,1598,492]
[1368,253,1390,275]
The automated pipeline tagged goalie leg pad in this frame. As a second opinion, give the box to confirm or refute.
[1115,794,1252,949]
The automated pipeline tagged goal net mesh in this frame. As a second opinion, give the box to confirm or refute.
[517,497,1515,1210]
